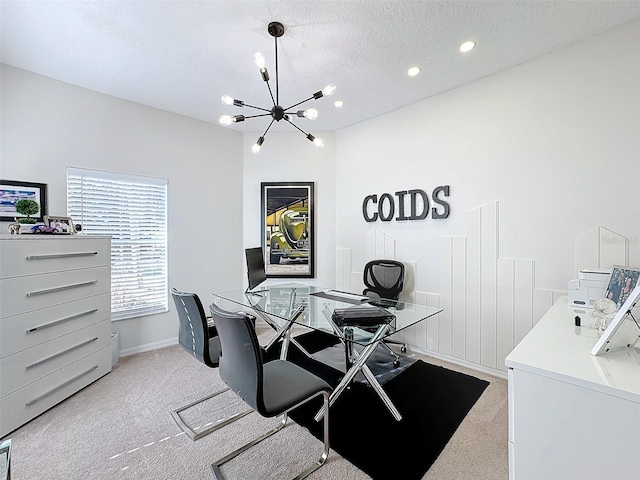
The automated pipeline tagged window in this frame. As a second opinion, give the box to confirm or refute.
[67,167,168,320]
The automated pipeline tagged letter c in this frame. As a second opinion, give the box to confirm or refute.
[362,194,378,222]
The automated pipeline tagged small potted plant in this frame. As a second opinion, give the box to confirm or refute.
[14,199,40,224]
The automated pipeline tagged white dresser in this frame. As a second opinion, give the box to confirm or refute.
[505,296,640,479]
[0,235,112,438]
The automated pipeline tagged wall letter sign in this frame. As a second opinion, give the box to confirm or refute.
[362,186,451,223]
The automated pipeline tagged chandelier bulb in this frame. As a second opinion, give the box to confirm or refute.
[219,115,245,126]
[219,115,234,126]
[321,84,337,96]
[297,108,318,120]
[254,52,266,69]
[306,134,324,148]
[252,136,265,154]
[221,95,234,106]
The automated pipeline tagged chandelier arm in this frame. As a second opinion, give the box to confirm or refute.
[243,113,273,120]
[284,117,310,137]
[242,103,272,113]
[275,32,279,106]
[264,80,276,107]
[284,95,316,111]
[261,118,276,138]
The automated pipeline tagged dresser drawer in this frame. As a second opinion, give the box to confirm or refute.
[0,293,110,358]
[0,346,111,437]
[1,320,111,397]
[0,237,110,279]
[0,266,110,319]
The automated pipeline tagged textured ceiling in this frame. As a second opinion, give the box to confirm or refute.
[2,1,639,137]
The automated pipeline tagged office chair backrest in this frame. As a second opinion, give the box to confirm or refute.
[171,288,217,368]
[210,304,265,414]
[245,247,267,291]
[363,259,405,300]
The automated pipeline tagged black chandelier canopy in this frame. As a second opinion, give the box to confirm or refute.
[218,21,336,153]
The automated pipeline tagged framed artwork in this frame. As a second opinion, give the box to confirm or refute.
[261,182,314,278]
[603,265,640,310]
[44,215,75,235]
[0,179,48,222]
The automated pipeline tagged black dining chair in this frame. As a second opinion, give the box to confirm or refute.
[362,259,407,364]
[209,303,332,480]
[170,288,251,440]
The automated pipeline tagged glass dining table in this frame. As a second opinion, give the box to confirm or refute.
[213,283,442,422]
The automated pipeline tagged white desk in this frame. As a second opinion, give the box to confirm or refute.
[505,296,640,480]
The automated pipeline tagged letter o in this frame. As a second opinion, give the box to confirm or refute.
[378,193,395,221]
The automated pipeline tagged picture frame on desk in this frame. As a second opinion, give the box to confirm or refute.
[603,265,640,310]
[591,284,640,356]
[0,179,48,222]
[44,215,75,235]
[260,181,314,279]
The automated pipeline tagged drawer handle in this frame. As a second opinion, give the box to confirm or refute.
[25,365,99,407]
[26,309,99,333]
[26,252,98,260]
[26,337,99,369]
[26,280,97,297]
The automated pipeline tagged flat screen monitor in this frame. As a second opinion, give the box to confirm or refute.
[245,247,266,291]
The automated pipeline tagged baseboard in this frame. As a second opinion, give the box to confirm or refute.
[408,345,508,380]
[119,337,178,358]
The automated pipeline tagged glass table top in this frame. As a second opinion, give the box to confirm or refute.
[213,283,443,347]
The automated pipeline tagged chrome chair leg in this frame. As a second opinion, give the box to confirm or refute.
[171,387,252,441]
[211,392,330,480]
[379,340,401,366]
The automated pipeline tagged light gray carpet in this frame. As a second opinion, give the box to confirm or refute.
[2,334,508,479]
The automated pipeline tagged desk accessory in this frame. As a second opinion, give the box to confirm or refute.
[331,305,395,328]
[591,284,640,355]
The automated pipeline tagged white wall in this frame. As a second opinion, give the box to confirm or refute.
[0,65,245,354]
[242,130,337,287]
[334,20,640,373]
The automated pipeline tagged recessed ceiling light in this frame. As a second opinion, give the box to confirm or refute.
[334,100,344,108]
[407,66,421,77]
[459,41,476,53]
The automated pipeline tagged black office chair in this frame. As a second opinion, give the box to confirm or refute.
[170,288,251,440]
[362,259,407,364]
[209,304,332,480]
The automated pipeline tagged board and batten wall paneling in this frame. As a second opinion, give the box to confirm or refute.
[339,200,580,375]
[480,202,499,369]
[438,237,454,356]
[497,258,516,372]
[336,248,352,291]
[466,208,482,365]
[414,291,428,350]
[451,237,467,360]
[514,259,535,347]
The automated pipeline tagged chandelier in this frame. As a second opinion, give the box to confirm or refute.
[218,21,336,154]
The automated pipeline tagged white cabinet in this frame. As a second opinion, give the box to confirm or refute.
[0,235,112,437]
[506,297,640,479]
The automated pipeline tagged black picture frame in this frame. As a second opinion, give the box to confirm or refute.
[261,181,314,278]
[0,179,48,222]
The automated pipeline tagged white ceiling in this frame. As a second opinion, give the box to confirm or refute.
[2,1,640,137]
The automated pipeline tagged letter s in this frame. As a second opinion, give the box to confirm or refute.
[431,185,450,219]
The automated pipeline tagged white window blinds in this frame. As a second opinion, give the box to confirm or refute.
[67,167,168,321]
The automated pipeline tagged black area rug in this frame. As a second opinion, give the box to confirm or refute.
[266,331,489,480]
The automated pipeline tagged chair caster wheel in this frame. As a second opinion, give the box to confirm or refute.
[400,346,407,353]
